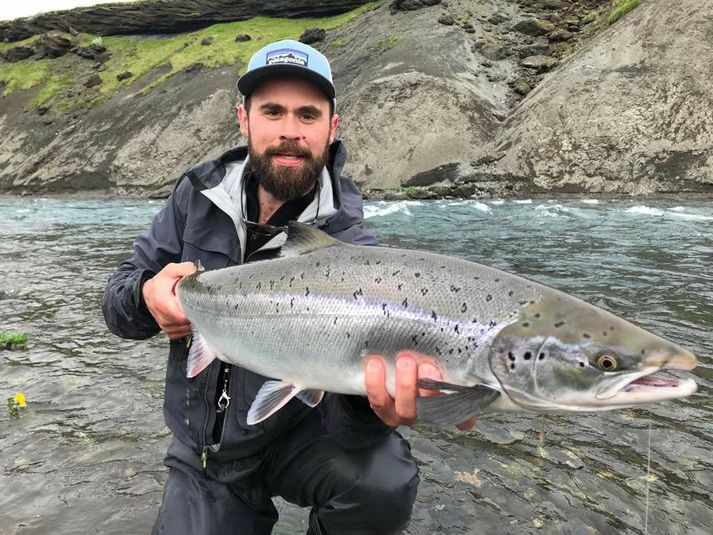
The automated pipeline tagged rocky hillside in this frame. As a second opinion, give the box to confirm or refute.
[0,0,711,197]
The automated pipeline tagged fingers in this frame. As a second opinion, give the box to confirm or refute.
[143,262,197,338]
[456,416,477,431]
[394,357,418,423]
[365,357,398,426]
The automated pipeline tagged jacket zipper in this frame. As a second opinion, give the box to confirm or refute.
[215,364,232,446]
[200,362,214,471]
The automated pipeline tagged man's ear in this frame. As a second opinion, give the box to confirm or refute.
[237,104,249,138]
[329,113,339,144]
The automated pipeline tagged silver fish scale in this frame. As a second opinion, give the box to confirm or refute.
[180,243,544,393]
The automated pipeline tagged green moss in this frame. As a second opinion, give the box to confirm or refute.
[332,39,348,48]
[1,2,376,108]
[609,0,641,24]
[377,34,401,52]
[0,332,27,350]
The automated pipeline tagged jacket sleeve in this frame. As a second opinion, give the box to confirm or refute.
[323,176,378,246]
[102,177,189,340]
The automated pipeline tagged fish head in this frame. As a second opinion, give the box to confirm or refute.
[488,293,698,412]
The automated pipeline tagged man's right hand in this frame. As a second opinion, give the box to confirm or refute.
[142,262,197,340]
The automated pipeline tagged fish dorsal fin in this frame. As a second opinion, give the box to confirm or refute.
[281,222,341,258]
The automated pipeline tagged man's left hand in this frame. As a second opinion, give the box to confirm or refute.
[364,352,477,430]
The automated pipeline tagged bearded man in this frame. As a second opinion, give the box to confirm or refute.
[104,40,471,535]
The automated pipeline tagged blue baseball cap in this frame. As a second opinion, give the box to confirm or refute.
[237,39,336,103]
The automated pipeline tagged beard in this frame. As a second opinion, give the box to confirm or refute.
[248,139,329,202]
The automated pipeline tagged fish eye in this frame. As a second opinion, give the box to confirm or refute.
[596,354,618,371]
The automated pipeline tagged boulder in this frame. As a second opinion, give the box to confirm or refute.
[1,46,34,62]
[513,18,555,36]
[390,0,440,12]
[520,55,558,72]
[34,32,72,58]
[234,34,251,42]
[437,13,455,26]
[299,28,326,44]
[549,29,574,42]
[84,74,102,88]
[116,71,133,81]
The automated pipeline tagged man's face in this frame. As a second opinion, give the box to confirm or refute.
[237,76,339,202]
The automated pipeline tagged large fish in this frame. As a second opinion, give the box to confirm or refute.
[178,222,697,426]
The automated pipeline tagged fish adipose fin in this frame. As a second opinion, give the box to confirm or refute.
[186,328,218,378]
[281,222,341,258]
[248,380,325,425]
[416,379,500,427]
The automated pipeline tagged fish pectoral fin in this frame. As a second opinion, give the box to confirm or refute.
[280,222,341,257]
[186,328,218,378]
[295,389,325,408]
[416,384,500,427]
[248,380,302,425]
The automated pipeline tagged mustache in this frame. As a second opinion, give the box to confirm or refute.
[263,141,313,159]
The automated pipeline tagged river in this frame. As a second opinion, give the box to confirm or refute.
[0,196,711,534]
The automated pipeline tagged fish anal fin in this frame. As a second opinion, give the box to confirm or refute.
[281,222,341,257]
[247,380,300,425]
[296,389,325,408]
[416,384,500,427]
[186,328,218,378]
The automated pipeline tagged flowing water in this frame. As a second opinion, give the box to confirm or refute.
[0,196,711,535]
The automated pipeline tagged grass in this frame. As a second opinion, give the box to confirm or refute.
[0,2,376,109]
[609,0,641,24]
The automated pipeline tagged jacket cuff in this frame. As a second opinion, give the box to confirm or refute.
[320,393,391,449]
[131,269,156,314]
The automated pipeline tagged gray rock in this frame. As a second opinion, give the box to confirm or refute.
[510,78,531,95]
[437,13,454,26]
[488,13,510,25]
[299,28,326,44]
[116,71,132,81]
[480,42,508,61]
[390,0,440,12]
[513,18,556,36]
[234,34,251,42]
[1,46,34,62]
[520,55,558,72]
[37,105,49,116]
[538,0,563,9]
[34,32,72,58]
[84,74,102,88]
[549,29,574,42]
[200,37,213,46]
[517,41,551,58]
[461,22,475,34]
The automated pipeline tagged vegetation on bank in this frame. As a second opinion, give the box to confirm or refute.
[0,3,375,113]
[608,0,641,24]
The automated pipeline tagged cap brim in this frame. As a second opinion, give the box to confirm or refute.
[237,64,336,99]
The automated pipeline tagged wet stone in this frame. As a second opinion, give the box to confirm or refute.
[299,28,326,44]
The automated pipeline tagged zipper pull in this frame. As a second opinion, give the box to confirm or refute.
[201,447,208,470]
[217,390,231,413]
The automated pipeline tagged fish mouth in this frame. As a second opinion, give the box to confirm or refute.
[595,350,698,405]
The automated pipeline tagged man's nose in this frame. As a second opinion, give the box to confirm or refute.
[279,114,304,141]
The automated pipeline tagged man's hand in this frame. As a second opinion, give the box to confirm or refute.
[142,262,197,340]
[364,352,477,430]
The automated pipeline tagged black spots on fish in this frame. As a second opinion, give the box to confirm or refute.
[640,348,646,355]
[364,259,370,266]
[471,318,478,324]
[462,302,468,313]
[554,321,565,328]
[269,280,275,290]
[486,294,493,302]
[435,347,442,356]
[440,265,446,269]
[402,298,409,308]
[538,352,545,360]
[255,282,262,290]
[382,303,389,316]
[289,276,295,287]
[412,334,419,346]
[290,298,295,309]
[376,260,382,265]
[530,300,535,305]
[325,267,331,278]
[421,288,429,296]
[300,272,305,280]
[333,317,338,326]
[234,303,239,310]
[534,313,541,319]
[450,285,461,293]
[510,363,515,370]
[353,288,363,300]
[346,332,351,339]
[275,303,280,313]
[602,331,608,337]
[364,340,369,349]
[305,287,310,297]
[397,283,403,291]
[489,320,497,328]
[448,348,454,355]
[522,322,530,328]
[280,275,286,281]
[579,361,585,367]
[508,352,516,361]
[582,333,591,339]
[524,352,532,360]
[610,325,616,331]
[375,277,382,284]
[431,310,438,322]
[519,300,528,306]
[415,272,421,278]
[392,270,401,276]
[454,324,460,334]
[508,290,514,297]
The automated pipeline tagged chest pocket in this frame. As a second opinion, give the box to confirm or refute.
[182,224,240,269]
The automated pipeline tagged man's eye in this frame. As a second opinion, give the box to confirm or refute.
[300,114,317,122]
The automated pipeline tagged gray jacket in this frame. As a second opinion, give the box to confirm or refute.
[103,141,389,463]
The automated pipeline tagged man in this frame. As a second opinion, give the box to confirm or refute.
[104,39,473,535]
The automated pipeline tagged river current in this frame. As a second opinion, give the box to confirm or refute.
[0,196,711,534]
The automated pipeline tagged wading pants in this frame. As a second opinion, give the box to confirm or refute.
[151,410,419,535]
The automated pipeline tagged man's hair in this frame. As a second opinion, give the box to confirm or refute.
[242,94,335,117]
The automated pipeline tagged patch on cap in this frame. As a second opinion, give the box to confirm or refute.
[266,48,308,68]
